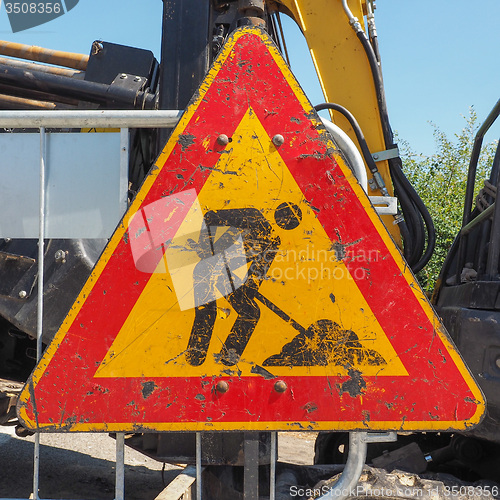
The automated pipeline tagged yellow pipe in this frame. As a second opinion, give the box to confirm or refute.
[0,93,56,110]
[0,41,89,71]
[0,56,84,78]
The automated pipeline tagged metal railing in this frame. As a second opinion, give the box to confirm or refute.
[0,110,180,500]
[455,99,500,283]
[0,109,398,500]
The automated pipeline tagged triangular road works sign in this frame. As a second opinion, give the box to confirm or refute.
[19,27,484,432]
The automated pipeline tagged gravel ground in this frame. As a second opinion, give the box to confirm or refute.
[0,426,317,499]
[0,426,179,500]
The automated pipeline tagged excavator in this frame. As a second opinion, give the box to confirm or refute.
[0,0,498,498]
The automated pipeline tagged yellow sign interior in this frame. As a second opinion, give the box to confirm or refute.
[97,108,406,379]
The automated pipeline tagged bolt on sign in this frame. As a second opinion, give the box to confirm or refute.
[18,27,484,432]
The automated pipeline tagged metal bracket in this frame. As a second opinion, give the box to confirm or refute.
[369,196,398,215]
[317,431,398,500]
[363,431,398,443]
[372,146,400,162]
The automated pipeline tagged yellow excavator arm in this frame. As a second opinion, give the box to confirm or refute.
[273,0,399,240]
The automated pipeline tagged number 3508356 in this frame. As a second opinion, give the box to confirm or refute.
[4,2,62,14]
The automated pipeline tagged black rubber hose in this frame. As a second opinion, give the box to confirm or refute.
[394,179,425,264]
[390,156,436,272]
[389,159,426,264]
[355,30,393,146]
[315,22,436,271]
[369,30,382,66]
[315,101,421,264]
[315,102,380,176]
[314,101,425,259]
[354,24,436,271]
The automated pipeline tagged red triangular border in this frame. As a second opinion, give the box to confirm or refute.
[19,27,484,432]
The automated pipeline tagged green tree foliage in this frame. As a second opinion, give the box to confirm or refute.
[399,107,497,293]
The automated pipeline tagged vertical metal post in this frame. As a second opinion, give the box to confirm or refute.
[196,432,202,500]
[458,99,500,283]
[115,433,125,500]
[33,126,46,500]
[33,432,41,500]
[243,432,259,500]
[115,131,128,500]
[120,128,129,212]
[270,432,277,500]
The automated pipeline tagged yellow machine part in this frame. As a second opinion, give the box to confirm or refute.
[274,0,400,243]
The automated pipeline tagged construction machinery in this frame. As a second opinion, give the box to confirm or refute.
[0,1,498,498]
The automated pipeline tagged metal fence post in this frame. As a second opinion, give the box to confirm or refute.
[0,110,183,500]
[196,432,202,500]
[115,433,125,500]
[32,126,47,500]
[270,431,277,500]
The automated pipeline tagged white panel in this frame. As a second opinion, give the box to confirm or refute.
[0,132,126,238]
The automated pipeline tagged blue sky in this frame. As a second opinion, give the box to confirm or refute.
[0,0,498,155]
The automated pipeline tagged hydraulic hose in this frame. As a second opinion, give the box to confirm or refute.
[316,104,380,178]
[394,182,425,264]
[391,156,435,272]
[340,1,392,145]
[315,102,412,262]
[366,0,382,64]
